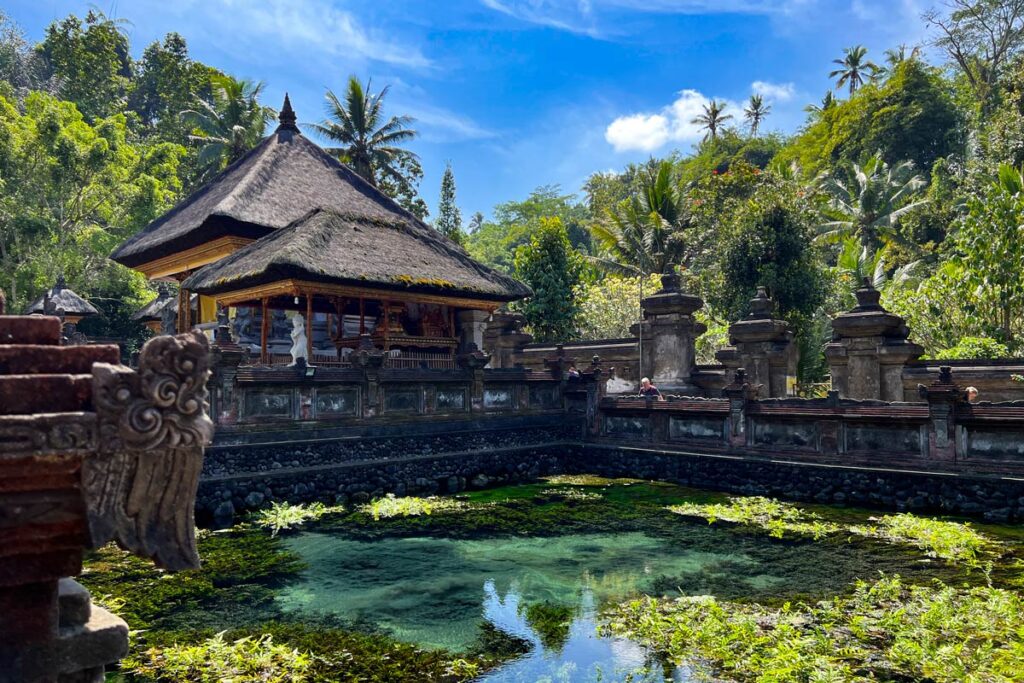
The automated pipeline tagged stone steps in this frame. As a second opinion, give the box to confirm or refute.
[0,344,119,375]
[0,374,93,415]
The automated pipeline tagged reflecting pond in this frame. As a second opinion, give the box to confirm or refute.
[269,479,961,681]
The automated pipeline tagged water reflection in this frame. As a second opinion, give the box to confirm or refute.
[477,581,678,682]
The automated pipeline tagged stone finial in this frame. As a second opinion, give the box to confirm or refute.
[54,274,67,293]
[156,282,169,298]
[748,286,773,319]
[660,270,681,292]
[937,365,954,385]
[853,277,883,311]
[278,93,298,130]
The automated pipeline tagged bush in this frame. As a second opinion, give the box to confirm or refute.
[933,336,1012,360]
[124,632,312,682]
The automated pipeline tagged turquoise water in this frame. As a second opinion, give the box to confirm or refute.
[273,485,946,682]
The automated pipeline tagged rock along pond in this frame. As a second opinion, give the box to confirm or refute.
[81,476,1024,682]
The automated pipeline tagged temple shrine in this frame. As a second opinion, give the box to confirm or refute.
[111,96,529,367]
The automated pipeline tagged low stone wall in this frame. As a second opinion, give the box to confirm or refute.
[197,421,579,520]
[902,360,1024,402]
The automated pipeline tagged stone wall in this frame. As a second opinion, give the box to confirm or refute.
[196,421,579,520]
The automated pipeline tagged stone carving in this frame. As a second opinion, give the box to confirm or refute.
[290,314,309,365]
[88,331,214,570]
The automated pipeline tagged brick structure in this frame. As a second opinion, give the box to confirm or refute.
[0,316,212,682]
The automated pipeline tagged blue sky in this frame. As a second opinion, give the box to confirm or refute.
[9,0,932,220]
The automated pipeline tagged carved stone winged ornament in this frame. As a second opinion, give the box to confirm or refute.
[88,331,214,570]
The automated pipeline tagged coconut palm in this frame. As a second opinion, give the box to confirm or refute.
[816,155,929,251]
[835,237,922,306]
[884,43,921,66]
[180,75,276,178]
[310,75,418,188]
[589,160,687,276]
[690,100,733,141]
[805,91,836,118]
[829,46,879,95]
[744,94,771,136]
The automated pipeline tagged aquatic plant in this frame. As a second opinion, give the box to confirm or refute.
[361,493,468,520]
[123,632,311,682]
[849,513,995,567]
[670,496,1000,568]
[538,487,602,502]
[605,575,1024,682]
[253,502,344,536]
[542,474,644,487]
[670,496,841,540]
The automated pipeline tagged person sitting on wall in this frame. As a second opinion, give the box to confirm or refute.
[639,377,661,399]
[566,364,580,379]
[967,386,979,403]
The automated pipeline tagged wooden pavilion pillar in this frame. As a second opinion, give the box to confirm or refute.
[305,293,313,361]
[260,297,269,364]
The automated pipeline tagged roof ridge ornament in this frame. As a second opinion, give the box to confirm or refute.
[278,93,298,130]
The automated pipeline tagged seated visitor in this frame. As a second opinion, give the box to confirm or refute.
[967,386,979,403]
[567,364,580,379]
[639,377,661,398]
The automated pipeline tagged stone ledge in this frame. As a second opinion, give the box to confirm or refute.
[56,603,128,678]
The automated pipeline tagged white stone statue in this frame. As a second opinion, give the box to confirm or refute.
[289,314,309,365]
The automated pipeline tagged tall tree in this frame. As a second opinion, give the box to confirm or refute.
[690,100,733,141]
[37,10,132,120]
[0,12,51,94]
[955,163,1024,343]
[435,161,463,244]
[180,74,275,180]
[513,217,583,342]
[829,45,879,95]
[924,0,1024,109]
[312,76,418,189]
[590,160,687,276]
[817,155,929,250]
[128,33,217,141]
[468,211,484,232]
[744,94,771,136]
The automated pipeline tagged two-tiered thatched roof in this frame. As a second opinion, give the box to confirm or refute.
[112,96,529,304]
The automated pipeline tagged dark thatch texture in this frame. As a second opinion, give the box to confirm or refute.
[131,286,175,322]
[111,112,493,279]
[26,276,98,316]
[182,207,531,302]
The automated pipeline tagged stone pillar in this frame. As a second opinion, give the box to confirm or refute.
[637,272,705,395]
[482,310,533,368]
[457,347,491,411]
[354,334,385,418]
[457,309,491,354]
[921,366,961,463]
[722,368,757,448]
[825,279,922,401]
[211,308,244,426]
[719,287,798,398]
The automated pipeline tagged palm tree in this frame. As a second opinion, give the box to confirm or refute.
[816,155,929,251]
[180,75,276,178]
[805,91,836,118]
[690,100,733,141]
[589,160,687,277]
[835,237,922,307]
[744,94,771,136]
[310,75,418,188]
[829,46,879,95]
[884,43,921,67]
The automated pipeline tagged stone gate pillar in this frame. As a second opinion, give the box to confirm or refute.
[825,279,922,401]
[457,309,490,354]
[482,310,533,368]
[637,272,705,395]
[718,287,798,398]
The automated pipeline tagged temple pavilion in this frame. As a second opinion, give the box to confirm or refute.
[111,96,529,366]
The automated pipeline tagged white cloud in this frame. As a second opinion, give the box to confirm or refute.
[480,0,602,37]
[605,113,671,152]
[605,89,740,152]
[404,102,497,142]
[751,80,795,102]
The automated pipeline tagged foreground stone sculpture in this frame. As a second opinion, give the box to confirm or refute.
[0,315,212,682]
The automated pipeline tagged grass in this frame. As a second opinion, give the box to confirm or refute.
[123,632,312,682]
[253,502,345,536]
[669,495,1001,567]
[605,575,1024,683]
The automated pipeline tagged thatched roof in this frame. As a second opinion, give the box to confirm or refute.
[110,95,499,282]
[182,207,531,302]
[26,276,99,317]
[132,284,175,322]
